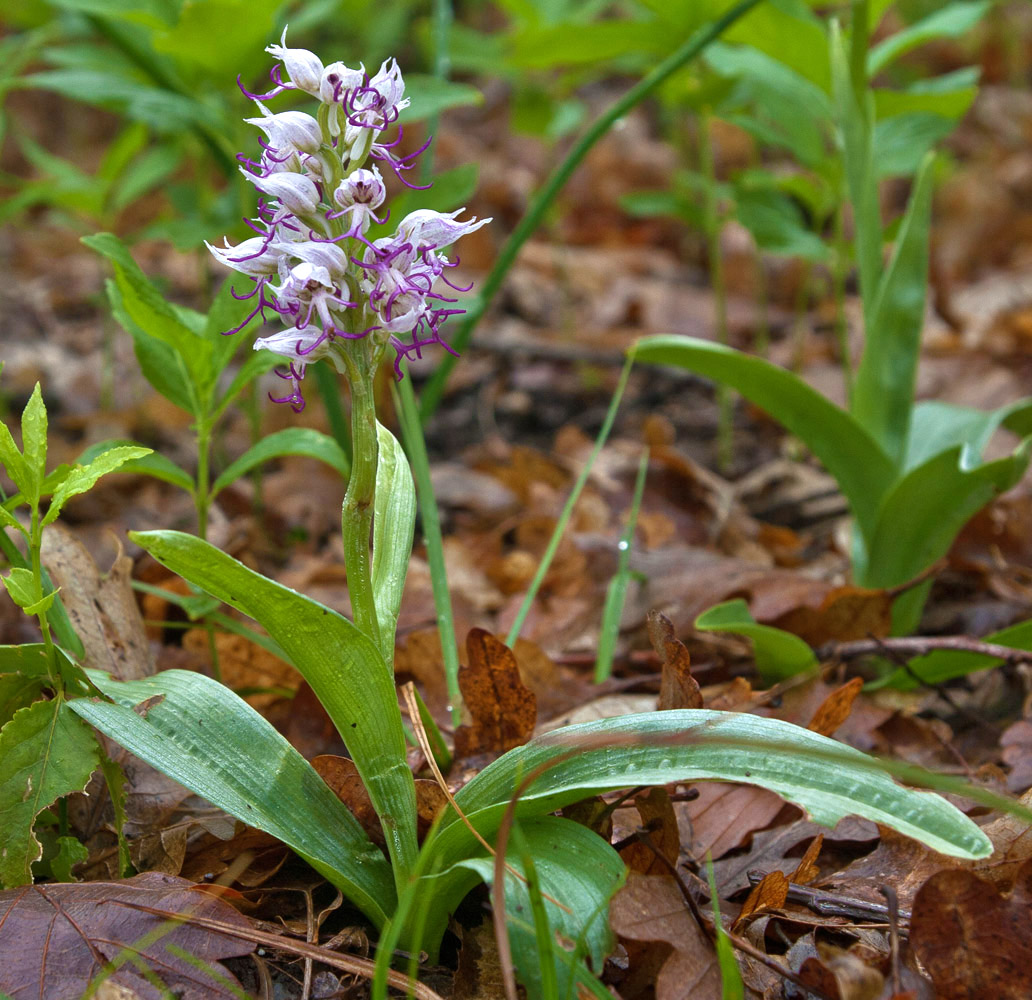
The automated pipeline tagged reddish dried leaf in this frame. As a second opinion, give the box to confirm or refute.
[807,678,864,738]
[910,865,1032,999]
[679,782,787,861]
[648,611,703,710]
[619,787,680,876]
[610,872,722,1000]
[453,628,536,758]
[791,833,824,885]
[731,870,789,933]
[768,584,892,646]
[0,872,253,1000]
[311,755,384,846]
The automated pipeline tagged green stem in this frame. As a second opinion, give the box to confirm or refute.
[506,356,633,646]
[195,421,212,541]
[832,199,853,404]
[29,508,58,686]
[393,374,463,727]
[342,369,382,649]
[417,0,765,423]
[700,111,733,473]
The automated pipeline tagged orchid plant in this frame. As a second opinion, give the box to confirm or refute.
[0,28,1004,998]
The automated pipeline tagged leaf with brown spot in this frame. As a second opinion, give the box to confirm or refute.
[731,870,789,933]
[648,611,702,710]
[910,864,1032,999]
[610,872,722,1000]
[453,628,536,759]
[619,787,680,876]
[790,833,824,885]
[0,872,254,999]
[808,677,864,737]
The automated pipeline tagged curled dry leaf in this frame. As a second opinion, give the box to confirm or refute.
[731,869,789,933]
[790,832,824,885]
[609,872,722,1000]
[453,628,536,759]
[807,677,865,738]
[648,610,703,710]
[910,863,1032,999]
[0,872,254,1000]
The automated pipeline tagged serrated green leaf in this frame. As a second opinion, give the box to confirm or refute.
[0,504,25,536]
[0,672,46,729]
[75,439,194,492]
[127,529,419,891]
[2,568,39,611]
[70,669,394,925]
[19,384,47,505]
[47,835,89,882]
[42,446,153,527]
[210,429,349,499]
[0,698,99,887]
[0,644,50,678]
[696,599,817,681]
[371,423,415,667]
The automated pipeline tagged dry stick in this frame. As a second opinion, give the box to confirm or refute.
[880,885,903,997]
[113,903,446,1000]
[821,634,1032,666]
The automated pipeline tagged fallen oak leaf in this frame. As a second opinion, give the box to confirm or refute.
[790,832,824,885]
[807,678,865,737]
[731,869,789,933]
[0,872,253,1000]
[454,628,536,759]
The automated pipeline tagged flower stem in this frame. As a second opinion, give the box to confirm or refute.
[195,421,212,541]
[29,507,58,687]
[342,366,382,649]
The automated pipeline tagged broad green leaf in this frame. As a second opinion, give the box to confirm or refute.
[371,423,415,667]
[874,68,979,121]
[723,0,829,92]
[210,429,350,499]
[876,618,1032,690]
[868,1,992,76]
[734,187,828,260]
[0,698,99,887]
[426,711,991,877]
[70,669,395,925]
[75,440,194,493]
[873,113,957,179]
[43,446,153,526]
[0,672,46,729]
[46,0,179,28]
[151,0,281,74]
[903,398,1032,474]
[695,599,817,681]
[83,233,211,404]
[19,384,47,505]
[399,76,484,123]
[857,440,1032,589]
[0,644,50,677]
[105,277,195,413]
[2,568,47,614]
[454,817,625,1000]
[851,154,935,465]
[631,336,896,541]
[128,530,419,887]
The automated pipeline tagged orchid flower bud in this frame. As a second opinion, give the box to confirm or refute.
[395,208,490,250]
[245,107,323,156]
[277,240,349,276]
[205,237,281,277]
[320,61,364,105]
[266,29,324,97]
[332,166,386,232]
[244,170,321,217]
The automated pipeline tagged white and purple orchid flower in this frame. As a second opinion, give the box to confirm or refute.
[214,30,490,411]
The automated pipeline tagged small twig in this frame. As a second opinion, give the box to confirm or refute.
[820,634,1032,666]
[880,885,903,996]
[746,870,911,923]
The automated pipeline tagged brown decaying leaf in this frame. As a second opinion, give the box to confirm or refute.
[0,872,254,1000]
[311,755,384,846]
[648,611,703,710]
[807,678,864,737]
[453,628,536,759]
[619,787,680,876]
[766,584,892,646]
[796,942,885,1000]
[791,832,824,885]
[609,872,722,1000]
[679,782,788,861]
[910,863,1032,999]
[41,525,153,680]
[731,870,789,933]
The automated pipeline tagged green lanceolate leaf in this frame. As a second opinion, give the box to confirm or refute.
[903,398,1032,473]
[0,503,23,536]
[0,698,99,887]
[42,446,153,527]
[631,336,896,541]
[695,599,817,682]
[76,439,194,493]
[856,440,1032,589]
[127,530,419,891]
[371,423,415,667]
[19,384,47,506]
[0,419,28,502]
[867,1,992,76]
[455,817,625,1000]
[210,428,350,499]
[851,154,935,465]
[1,569,39,612]
[70,669,395,925]
[426,711,991,877]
